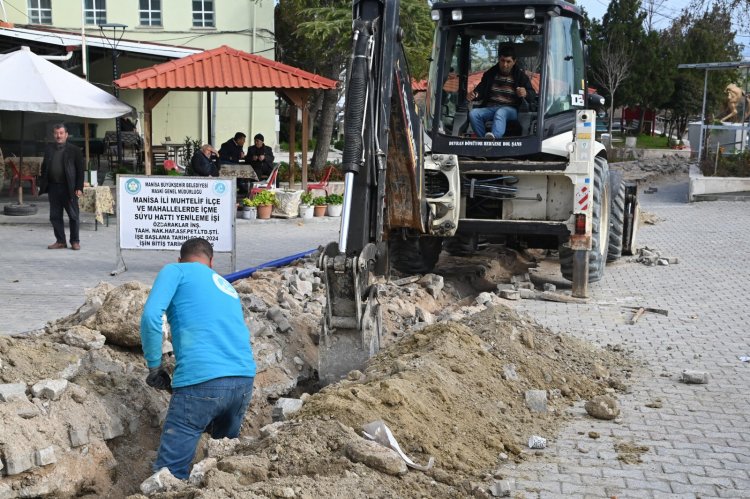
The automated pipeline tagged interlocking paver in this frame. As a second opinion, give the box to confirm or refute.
[507,178,750,497]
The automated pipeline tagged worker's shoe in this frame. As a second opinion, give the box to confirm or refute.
[484,132,496,139]
[71,242,81,251]
[48,242,67,249]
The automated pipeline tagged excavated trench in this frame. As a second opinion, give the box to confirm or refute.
[0,244,639,498]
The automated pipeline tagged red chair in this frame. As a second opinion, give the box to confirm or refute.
[163,159,177,171]
[7,159,38,197]
[250,166,279,197]
[306,165,335,195]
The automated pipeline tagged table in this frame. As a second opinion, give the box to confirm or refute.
[81,186,115,226]
[3,156,43,178]
[218,163,259,181]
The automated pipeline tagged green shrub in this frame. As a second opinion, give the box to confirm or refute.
[252,190,277,207]
[300,191,314,205]
[313,196,327,206]
[326,193,343,205]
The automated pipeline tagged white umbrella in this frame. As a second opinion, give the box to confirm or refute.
[0,46,133,214]
[0,46,133,118]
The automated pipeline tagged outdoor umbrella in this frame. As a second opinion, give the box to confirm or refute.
[0,46,134,215]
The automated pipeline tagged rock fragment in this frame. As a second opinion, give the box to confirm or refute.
[272,397,304,421]
[0,383,27,402]
[499,289,520,300]
[188,457,217,486]
[524,390,548,413]
[490,479,513,497]
[206,437,240,459]
[345,439,407,476]
[31,379,68,400]
[62,325,106,350]
[681,370,709,384]
[34,446,56,466]
[585,395,620,420]
[267,306,293,334]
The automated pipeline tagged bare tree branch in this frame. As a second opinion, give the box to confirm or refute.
[591,41,633,134]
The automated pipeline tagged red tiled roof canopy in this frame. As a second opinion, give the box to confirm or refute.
[115,45,337,91]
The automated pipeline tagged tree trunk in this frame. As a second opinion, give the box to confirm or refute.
[310,88,338,175]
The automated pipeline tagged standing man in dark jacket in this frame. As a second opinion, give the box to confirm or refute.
[469,45,536,139]
[246,133,274,179]
[218,132,246,163]
[40,123,84,250]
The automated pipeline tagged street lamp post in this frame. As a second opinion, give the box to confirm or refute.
[99,23,127,171]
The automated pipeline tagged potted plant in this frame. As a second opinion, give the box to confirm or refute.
[240,197,257,220]
[299,191,314,219]
[313,196,327,217]
[253,190,277,219]
[326,193,344,217]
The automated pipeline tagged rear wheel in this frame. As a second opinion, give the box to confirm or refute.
[389,235,443,274]
[559,157,610,282]
[607,170,625,262]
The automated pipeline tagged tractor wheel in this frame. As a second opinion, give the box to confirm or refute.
[607,170,626,262]
[559,156,610,282]
[389,235,443,274]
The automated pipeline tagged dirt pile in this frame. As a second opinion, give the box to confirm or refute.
[0,250,633,498]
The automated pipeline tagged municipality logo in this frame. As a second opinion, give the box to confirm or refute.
[125,178,141,195]
[213,273,238,299]
[214,181,227,196]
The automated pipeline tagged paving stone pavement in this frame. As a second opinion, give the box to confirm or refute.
[0,192,341,334]
[506,178,750,498]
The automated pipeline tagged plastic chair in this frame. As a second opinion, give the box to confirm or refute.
[7,158,37,197]
[250,166,279,197]
[306,165,335,195]
[164,159,177,171]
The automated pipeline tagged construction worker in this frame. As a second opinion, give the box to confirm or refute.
[140,237,256,479]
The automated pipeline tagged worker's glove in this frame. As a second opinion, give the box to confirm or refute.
[146,366,172,391]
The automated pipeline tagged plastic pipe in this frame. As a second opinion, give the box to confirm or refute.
[223,249,317,283]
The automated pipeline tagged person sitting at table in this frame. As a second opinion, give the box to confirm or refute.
[219,132,246,164]
[187,144,219,177]
[246,133,274,179]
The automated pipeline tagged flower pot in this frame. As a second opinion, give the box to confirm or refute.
[257,204,273,219]
[240,207,257,220]
[313,205,327,217]
[326,204,343,217]
[299,204,314,219]
[273,190,303,218]
[625,136,637,148]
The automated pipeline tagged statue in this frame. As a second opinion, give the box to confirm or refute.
[718,83,750,123]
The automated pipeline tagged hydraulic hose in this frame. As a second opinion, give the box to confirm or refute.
[222,249,317,283]
[341,20,372,175]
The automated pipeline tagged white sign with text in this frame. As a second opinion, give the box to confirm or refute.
[118,176,234,252]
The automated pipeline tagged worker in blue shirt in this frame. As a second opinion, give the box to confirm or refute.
[140,237,256,479]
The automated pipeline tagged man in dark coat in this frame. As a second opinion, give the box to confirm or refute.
[469,44,536,139]
[218,132,246,163]
[246,133,274,179]
[40,123,84,250]
[187,144,220,177]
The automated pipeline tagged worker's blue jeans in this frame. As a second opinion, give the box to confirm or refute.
[469,105,518,138]
[153,376,254,479]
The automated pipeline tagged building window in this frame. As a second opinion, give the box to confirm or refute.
[84,0,106,25]
[28,0,52,25]
[192,0,214,28]
[139,0,161,26]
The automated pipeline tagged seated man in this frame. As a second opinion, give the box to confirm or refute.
[469,45,536,139]
[187,144,219,177]
[219,132,246,163]
[246,133,274,179]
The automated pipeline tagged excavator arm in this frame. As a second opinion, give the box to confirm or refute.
[318,0,425,385]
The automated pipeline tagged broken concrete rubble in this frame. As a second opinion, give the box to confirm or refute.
[0,382,27,402]
[345,438,408,476]
[585,395,621,420]
[31,379,68,400]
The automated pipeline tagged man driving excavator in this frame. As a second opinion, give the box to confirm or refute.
[468,44,536,139]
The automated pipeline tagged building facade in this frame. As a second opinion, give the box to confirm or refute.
[0,0,277,158]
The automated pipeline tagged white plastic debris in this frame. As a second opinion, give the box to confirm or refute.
[362,420,434,471]
[528,435,547,449]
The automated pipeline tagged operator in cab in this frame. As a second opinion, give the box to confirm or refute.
[469,44,536,140]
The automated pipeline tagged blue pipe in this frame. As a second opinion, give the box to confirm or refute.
[223,249,318,283]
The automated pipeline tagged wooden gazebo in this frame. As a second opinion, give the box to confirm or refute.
[114,45,338,189]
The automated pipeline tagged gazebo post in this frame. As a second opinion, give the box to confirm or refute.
[288,105,296,190]
[301,105,308,192]
[142,89,168,176]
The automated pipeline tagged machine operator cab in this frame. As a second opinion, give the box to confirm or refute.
[424,0,590,160]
